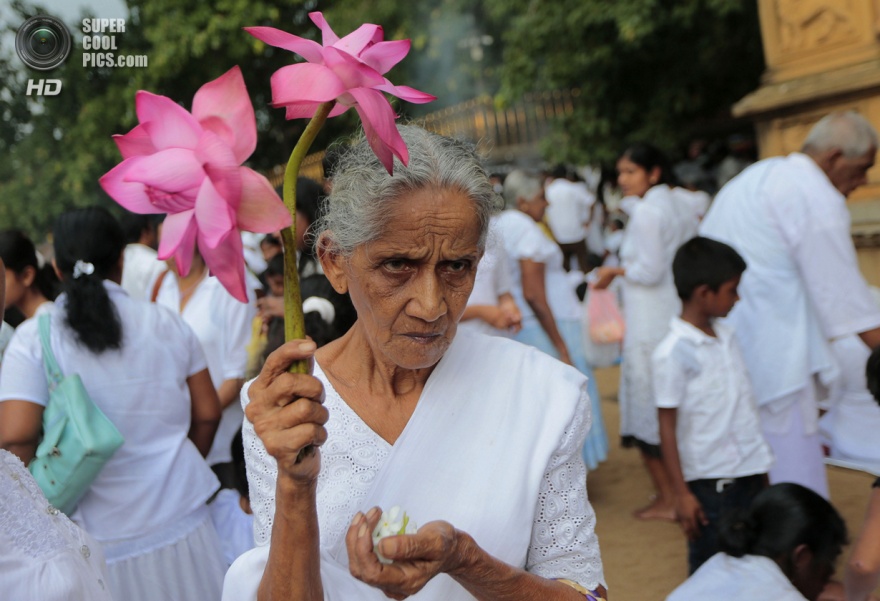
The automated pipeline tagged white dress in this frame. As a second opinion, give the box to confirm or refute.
[618,184,699,445]
[0,450,112,601]
[224,331,605,599]
[155,274,256,465]
[0,282,226,601]
[666,553,806,600]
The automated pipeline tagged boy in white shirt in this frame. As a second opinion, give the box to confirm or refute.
[654,236,774,575]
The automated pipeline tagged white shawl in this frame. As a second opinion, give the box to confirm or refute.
[223,331,600,600]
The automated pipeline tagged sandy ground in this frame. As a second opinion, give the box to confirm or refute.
[589,365,876,601]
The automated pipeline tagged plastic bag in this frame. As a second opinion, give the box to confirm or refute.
[587,287,625,344]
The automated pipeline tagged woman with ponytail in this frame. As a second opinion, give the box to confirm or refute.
[0,207,227,601]
[0,228,59,324]
[667,483,847,600]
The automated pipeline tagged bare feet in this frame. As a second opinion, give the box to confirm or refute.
[633,497,676,522]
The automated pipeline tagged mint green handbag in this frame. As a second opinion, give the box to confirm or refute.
[29,314,124,514]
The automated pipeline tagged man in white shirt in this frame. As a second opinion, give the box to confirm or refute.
[544,165,594,272]
[119,213,166,301]
[700,111,880,498]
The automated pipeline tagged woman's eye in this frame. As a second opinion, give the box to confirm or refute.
[448,260,470,273]
[383,259,407,272]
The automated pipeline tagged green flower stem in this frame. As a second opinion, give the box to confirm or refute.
[280,100,334,375]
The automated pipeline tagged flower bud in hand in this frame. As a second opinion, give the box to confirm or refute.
[372,506,417,564]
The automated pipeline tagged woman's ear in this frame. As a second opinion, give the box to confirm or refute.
[51,259,63,281]
[20,265,36,287]
[316,234,348,295]
[649,166,662,186]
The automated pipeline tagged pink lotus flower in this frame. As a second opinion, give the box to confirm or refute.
[99,66,290,302]
[245,12,435,173]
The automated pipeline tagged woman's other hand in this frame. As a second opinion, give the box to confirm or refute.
[245,340,328,483]
[347,507,461,600]
[499,295,523,334]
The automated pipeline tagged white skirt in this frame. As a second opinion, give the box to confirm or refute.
[103,505,226,601]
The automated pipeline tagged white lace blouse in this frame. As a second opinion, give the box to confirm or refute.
[241,353,605,592]
[0,450,112,601]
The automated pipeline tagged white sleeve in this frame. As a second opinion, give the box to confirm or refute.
[0,321,48,406]
[492,242,514,297]
[653,340,688,409]
[623,204,668,286]
[239,380,278,546]
[525,389,605,590]
[790,211,880,339]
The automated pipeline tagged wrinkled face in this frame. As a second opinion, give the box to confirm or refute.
[617,156,656,198]
[705,275,741,318]
[518,189,548,222]
[329,187,482,371]
[825,147,875,197]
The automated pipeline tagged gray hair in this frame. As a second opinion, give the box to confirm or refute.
[502,169,543,210]
[802,111,879,158]
[314,125,498,256]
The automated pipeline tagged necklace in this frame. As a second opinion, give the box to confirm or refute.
[177,267,208,308]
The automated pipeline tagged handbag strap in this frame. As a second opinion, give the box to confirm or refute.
[37,313,64,391]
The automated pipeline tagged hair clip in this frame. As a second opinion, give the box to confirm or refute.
[73,260,95,279]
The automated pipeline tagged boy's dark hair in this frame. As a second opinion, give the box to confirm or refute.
[119,212,159,245]
[672,236,747,300]
[866,345,880,406]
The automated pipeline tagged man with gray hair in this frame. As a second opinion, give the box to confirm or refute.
[700,111,880,498]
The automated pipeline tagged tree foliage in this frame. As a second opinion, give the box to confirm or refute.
[482,0,764,165]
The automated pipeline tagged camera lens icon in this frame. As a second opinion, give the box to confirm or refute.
[16,15,72,71]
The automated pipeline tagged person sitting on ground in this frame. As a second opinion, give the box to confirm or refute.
[222,125,607,601]
[842,346,880,601]
[667,483,847,601]
[654,236,774,574]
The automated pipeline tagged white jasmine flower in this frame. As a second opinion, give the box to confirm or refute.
[372,506,417,564]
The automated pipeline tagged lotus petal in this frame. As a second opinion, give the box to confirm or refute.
[112,124,157,159]
[243,26,324,63]
[199,229,248,303]
[99,159,159,213]
[360,39,411,74]
[192,66,256,163]
[135,91,201,150]
[158,209,198,276]
[123,148,205,193]
[194,177,237,248]
[270,63,347,107]
[236,168,292,232]
[375,82,437,104]
[349,87,407,172]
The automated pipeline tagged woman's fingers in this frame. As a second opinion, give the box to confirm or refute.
[347,516,456,598]
[260,339,317,381]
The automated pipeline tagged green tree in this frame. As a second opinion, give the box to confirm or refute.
[482,0,764,165]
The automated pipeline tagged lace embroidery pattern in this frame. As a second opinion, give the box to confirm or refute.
[243,374,604,588]
[0,450,83,559]
[526,391,603,588]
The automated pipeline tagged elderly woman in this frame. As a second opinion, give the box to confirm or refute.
[223,126,606,601]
